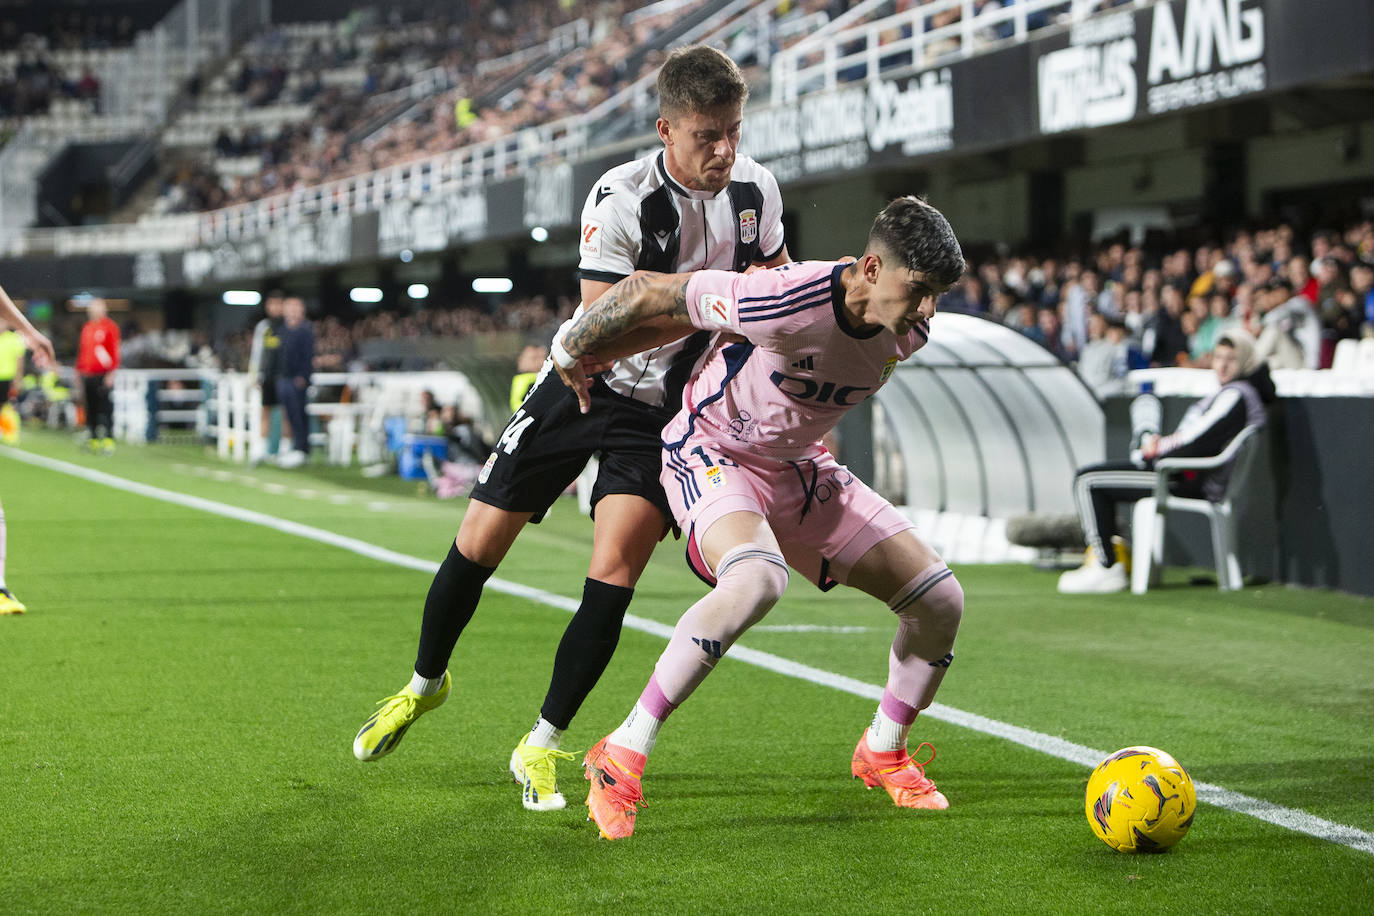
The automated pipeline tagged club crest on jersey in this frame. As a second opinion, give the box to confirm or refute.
[703,466,727,489]
[880,357,898,384]
[700,293,732,327]
[580,219,602,259]
[738,209,757,245]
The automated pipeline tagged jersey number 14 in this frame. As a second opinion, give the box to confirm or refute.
[498,409,535,455]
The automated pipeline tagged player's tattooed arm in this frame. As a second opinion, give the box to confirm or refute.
[561,270,692,361]
[554,270,692,414]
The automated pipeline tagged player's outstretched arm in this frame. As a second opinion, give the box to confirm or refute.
[0,282,55,368]
[553,270,692,413]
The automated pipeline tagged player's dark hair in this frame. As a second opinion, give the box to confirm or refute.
[658,45,748,120]
[867,196,965,288]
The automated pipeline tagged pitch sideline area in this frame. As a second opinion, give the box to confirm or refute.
[4,443,1370,859]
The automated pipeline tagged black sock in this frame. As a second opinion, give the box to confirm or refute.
[413,543,495,678]
[539,578,634,730]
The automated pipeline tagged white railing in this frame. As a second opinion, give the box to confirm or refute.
[193,117,588,245]
[111,368,220,444]
[627,0,706,25]
[475,18,590,80]
[770,0,1154,102]
[104,369,485,467]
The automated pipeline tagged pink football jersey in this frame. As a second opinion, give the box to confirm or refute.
[664,260,929,459]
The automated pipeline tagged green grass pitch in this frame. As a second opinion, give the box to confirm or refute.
[2,429,1371,914]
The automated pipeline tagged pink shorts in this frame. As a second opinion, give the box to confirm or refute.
[662,435,915,589]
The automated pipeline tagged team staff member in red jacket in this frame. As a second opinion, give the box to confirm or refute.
[76,298,120,453]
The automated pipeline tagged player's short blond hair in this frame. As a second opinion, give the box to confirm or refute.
[657,46,749,120]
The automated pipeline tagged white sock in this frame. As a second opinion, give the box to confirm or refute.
[527,717,563,750]
[0,504,7,589]
[608,701,663,757]
[408,671,446,696]
[867,706,912,753]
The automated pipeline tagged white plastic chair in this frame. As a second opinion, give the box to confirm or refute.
[1330,338,1359,375]
[1130,424,1263,594]
[1358,338,1374,377]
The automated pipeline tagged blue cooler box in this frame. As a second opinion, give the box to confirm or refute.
[397,434,447,480]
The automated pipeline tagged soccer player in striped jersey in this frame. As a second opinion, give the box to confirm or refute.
[550,196,968,838]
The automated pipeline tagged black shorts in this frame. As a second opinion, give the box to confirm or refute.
[469,373,673,525]
[260,376,280,407]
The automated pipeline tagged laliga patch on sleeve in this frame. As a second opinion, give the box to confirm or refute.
[580,219,603,259]
[699,293,733,327]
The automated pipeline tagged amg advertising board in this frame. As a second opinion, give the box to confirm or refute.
[1036,0,1269,134]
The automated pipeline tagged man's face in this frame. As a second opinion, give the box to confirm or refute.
[863,253,950,336]
[1162,287,1183,315]
[658,104,742,193]
[1286,255,1310,285]
[1351,266,1373,295]
[265,296,283,318]
[283,298,305,326]
[1213,343,1240,385]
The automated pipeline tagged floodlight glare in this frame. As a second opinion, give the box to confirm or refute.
[472,277,514,294]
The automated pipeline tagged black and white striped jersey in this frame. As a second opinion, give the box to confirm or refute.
[576,148,786,413]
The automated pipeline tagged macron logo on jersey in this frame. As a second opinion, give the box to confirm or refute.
[581,220,603,259]
[700,293,732,327]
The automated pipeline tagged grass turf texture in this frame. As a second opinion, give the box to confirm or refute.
[2,430,1371,914]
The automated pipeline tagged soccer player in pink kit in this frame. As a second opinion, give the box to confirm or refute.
[551,196,967,838]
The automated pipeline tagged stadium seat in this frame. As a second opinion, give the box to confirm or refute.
[1330,338,1359,374]
[1129,424,1263,594]
[1359,338,1374,378]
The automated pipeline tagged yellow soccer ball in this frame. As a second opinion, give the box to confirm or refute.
[1085,746,1196,852]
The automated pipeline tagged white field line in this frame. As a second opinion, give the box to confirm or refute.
[4,445,1371,857]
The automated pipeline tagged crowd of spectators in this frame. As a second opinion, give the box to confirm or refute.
[940,219,1374,393]
[5,0,1176,214]
[154,0,1152,216]
[0,8,137,118]
[157,1,889,214]
[155,1,640,214]
[0,53,102,118]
